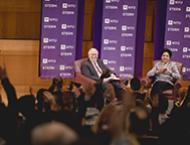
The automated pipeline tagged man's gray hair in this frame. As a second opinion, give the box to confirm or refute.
[88,48,98,57]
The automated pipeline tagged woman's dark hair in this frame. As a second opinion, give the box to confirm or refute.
[161,48,172,58]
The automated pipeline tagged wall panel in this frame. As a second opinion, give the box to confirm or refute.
[0,40,51,103]
[0,0,40,39]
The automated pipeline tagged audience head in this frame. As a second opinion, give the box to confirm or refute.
[43,91,60,111]
[31,122,79,145]
[17,94,36,116]
[68,81,81,91]
[36,89,59,112]
[161,48,172,63]
[130,77,141,91]
[36,88,49,112]
[88,48,99,62]
[52,77,64,91]
[0,137,7,145]
[68,82,83,99]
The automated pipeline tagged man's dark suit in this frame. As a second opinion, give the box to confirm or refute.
[81,59,110,81]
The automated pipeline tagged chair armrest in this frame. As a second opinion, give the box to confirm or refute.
[141,77,152,89]
[74,72,96,87]
[174,80,182,89]
[172,79,182,99]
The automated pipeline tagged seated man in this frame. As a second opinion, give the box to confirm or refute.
[81,48,122,98]
[147,48,181,96]
[81,48,119,82]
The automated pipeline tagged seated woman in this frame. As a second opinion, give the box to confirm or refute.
[147,48,181,96]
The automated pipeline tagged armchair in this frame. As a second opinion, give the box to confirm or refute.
[74,58,96,87]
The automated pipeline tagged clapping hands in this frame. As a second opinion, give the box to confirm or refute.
[157,67,172,75]
[156,67,167,75]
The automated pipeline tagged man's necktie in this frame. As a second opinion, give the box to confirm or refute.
[94,62,102,75]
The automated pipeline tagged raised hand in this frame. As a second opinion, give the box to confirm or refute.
[0,65,7,80]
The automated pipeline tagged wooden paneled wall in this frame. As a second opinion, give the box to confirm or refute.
[82,0,94,57]
[143,0,155,76]
[0,0,41,39]
[0,40,50,104]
